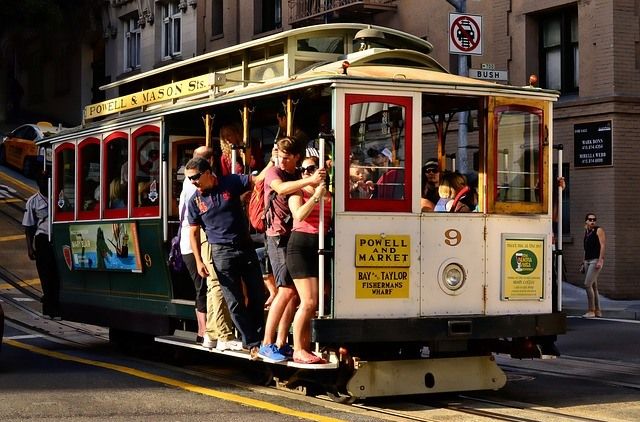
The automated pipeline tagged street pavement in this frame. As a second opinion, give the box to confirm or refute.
[561,281,640,320]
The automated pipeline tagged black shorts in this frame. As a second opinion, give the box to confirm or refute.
[286,231,319,279]
[182,252,207,313]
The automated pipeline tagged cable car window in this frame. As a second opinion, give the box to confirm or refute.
[170,137,204,218]
[345,94,412,213]
[53,142,75,222]
[77,138,100,220]
[297,37,344,54]
[103,132,128,219]
[495,107,543,204]
[132,125,160,217]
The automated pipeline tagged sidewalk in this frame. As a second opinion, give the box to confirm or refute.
[561,282,640,320]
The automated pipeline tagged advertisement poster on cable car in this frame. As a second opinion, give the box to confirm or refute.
[501,235,545,300]
[66,223,142,272]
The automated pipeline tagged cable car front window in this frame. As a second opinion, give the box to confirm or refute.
[345,95,412,213]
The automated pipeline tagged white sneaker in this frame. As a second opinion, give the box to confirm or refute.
[583,311,596,318]
[202,335,217,349]
[216,338,243,351]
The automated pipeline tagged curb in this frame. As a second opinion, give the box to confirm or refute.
[562,308,640,321]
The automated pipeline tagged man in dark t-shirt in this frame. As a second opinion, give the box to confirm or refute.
[186,157,264,357]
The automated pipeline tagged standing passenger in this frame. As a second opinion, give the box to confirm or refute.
[286,156,331,364]
[190,146,237,350]
[179,146,232,345]
[23,170,60,317]
[582,213,605,318]
[219,123,245,176]
[258,137,326,362]
[186,157,264,357]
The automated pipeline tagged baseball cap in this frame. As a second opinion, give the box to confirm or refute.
[380,147,392,161]
[424,159,439,170]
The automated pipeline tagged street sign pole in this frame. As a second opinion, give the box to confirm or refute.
[447,0,469,174]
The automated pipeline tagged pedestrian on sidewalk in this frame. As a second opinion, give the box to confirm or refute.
[582,213,605,318]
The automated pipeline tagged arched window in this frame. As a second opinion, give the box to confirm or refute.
[53,142,76,222]
[77,137,100,220]
[131,125,160,218]
[103,131,129,219]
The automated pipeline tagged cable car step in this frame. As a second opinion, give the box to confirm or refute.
[155,334,338,370]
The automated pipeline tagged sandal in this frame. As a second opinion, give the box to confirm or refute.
[293,350,326,364]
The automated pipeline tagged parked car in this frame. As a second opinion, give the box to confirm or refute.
[0,122,63,178]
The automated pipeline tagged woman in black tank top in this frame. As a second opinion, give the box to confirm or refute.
[582,213,606,318]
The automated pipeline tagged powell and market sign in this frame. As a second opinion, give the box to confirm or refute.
[84,73,216,120]
[574,121,612,168]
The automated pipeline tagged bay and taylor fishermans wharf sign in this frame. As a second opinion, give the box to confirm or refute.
[355,235,411,299]
[84,74,217,120]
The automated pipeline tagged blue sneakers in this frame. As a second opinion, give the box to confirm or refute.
[258,343,287,362]
[278,343,294,358]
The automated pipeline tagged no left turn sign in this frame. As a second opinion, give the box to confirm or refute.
[449,13,482,55]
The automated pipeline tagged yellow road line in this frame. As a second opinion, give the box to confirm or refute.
[0,279,40,290]
[0,234,24,242]
[0,172,36,194]
[3,339,345,422]
[0,198,22,203]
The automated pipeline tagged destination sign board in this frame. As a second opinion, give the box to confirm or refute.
[84,74,214,120]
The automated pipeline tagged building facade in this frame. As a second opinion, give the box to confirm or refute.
[24,0,640,297]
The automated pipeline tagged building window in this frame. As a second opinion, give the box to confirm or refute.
[212,0,223,37]
[162,2,182,59]
[539,8,578,94]
[255,0,281,34]
[124,16,141,71]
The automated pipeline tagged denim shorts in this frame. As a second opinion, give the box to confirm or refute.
[266,234,293,287]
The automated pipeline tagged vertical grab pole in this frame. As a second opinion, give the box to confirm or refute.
[204,114,213,148]
[318,137,326,318]
[243,102,252,174]
[48,176,52,242]
[315,137,325,355]
[286,95,293,137]
[556,145,563,311]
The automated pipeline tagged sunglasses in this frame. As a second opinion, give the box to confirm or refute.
[587,217,597,222]
[425,168,438,174]
[301,165,317,174]
[187,170,210,182]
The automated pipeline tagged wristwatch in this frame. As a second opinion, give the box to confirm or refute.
[313,197,320,203]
